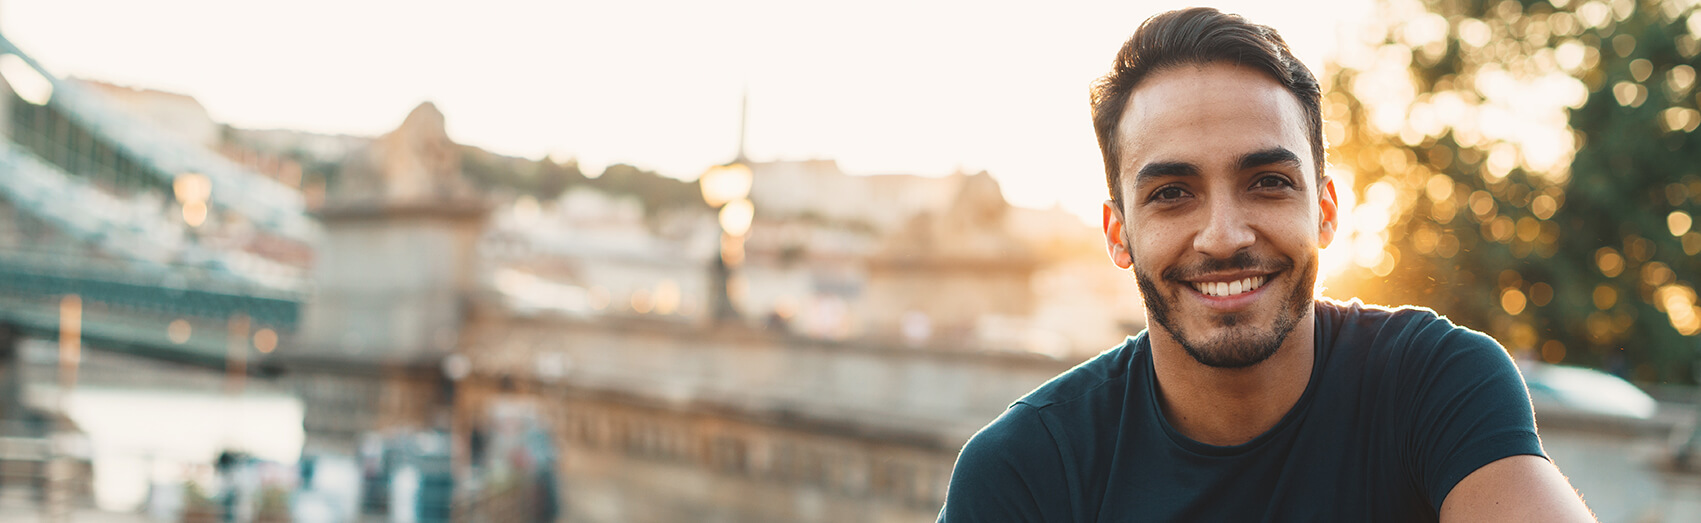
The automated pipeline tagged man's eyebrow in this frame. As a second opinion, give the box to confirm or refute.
[1135,161,1199,183]
[1134,147,1301,184]
[1238,147,1303,172]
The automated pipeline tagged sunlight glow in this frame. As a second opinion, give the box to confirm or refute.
[0,53,52,105]
[0,0,1372,230]
[718,198,755,237]
[1671,211,1694,237]
[1502,288,1528,315]
[654,280,681,316]
[1351,180,1400,275]
[700,163,753,208]
[1318,166,1363,283]
[181,201,208,227]
[1656,284,1701,336]
[253,328,278,353]
[167,319,191,344]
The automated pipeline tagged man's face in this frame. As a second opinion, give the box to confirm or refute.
[1102,62,1337,369]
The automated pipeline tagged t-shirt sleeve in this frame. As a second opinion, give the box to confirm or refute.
[937,403,1073,523]
[1402,322,1546,513]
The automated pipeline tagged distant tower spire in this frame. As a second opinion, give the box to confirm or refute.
[735,87,749,163]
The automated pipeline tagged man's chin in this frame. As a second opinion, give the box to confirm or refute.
[1140,287,1312,369]
[1173,324,1287,369]
[1135,262,1313,369]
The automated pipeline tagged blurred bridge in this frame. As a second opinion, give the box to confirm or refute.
[0,32,309,370]
[0,31,319,521]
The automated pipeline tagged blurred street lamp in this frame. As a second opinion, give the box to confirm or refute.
[701,90,758,324]
[700,162,752,208]
[174,173,211,228]
[718,198,755,236]
[701,161,753,323]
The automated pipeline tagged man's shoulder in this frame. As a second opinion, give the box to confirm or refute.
[941,337,1146,522]
[960,335,1143,461]
[1319,297,1450,334]
[1319,300,1543,512]
[1012,335,1145,412]
[1319,298,1503,362]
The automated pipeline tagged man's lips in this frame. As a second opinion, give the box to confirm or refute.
[1158,252,1295,308]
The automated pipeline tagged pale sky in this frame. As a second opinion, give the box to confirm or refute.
[1,0,1370,224]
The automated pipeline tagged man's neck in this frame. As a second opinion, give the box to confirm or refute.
[1148,310,1317,447]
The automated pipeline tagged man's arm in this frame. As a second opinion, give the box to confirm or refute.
[1439,454,1595,522]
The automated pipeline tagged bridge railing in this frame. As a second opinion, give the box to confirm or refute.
[0,252,300,331]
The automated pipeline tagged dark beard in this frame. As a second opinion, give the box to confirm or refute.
[1134,249,1315,369]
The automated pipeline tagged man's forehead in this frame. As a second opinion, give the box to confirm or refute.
[1116,63,1310,175]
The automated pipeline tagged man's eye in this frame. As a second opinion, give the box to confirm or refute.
[1253,175,1294,189]
[1152,187,1189,201]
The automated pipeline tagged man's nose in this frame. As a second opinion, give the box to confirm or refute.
[1193,197,1256,258]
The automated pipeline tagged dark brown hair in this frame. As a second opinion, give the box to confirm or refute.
[1090,7,1323,210]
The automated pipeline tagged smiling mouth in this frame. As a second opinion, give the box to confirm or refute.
[1190,275,1270,297]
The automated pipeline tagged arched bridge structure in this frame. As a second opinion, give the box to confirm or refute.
[0,32,311,369]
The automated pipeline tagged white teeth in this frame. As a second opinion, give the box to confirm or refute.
[1194,276,1267,297]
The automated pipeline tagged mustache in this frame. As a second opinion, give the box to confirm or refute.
[1160,250,1294,282]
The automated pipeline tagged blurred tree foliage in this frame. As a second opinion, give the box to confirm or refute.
[460,147,587,200]
[590,163,708,216]
[459,147,706,218]
[1330,0,1701,383]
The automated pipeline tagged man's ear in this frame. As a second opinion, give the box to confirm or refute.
[1103,199,1133,270]
[1317,175,1339,249]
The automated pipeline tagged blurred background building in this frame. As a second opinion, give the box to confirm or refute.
[0,24,1141,520]
[0,0,1699,522]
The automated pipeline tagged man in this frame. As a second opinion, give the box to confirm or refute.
[937,8,1594,521]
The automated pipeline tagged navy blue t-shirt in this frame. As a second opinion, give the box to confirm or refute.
[938,299,1545,522]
